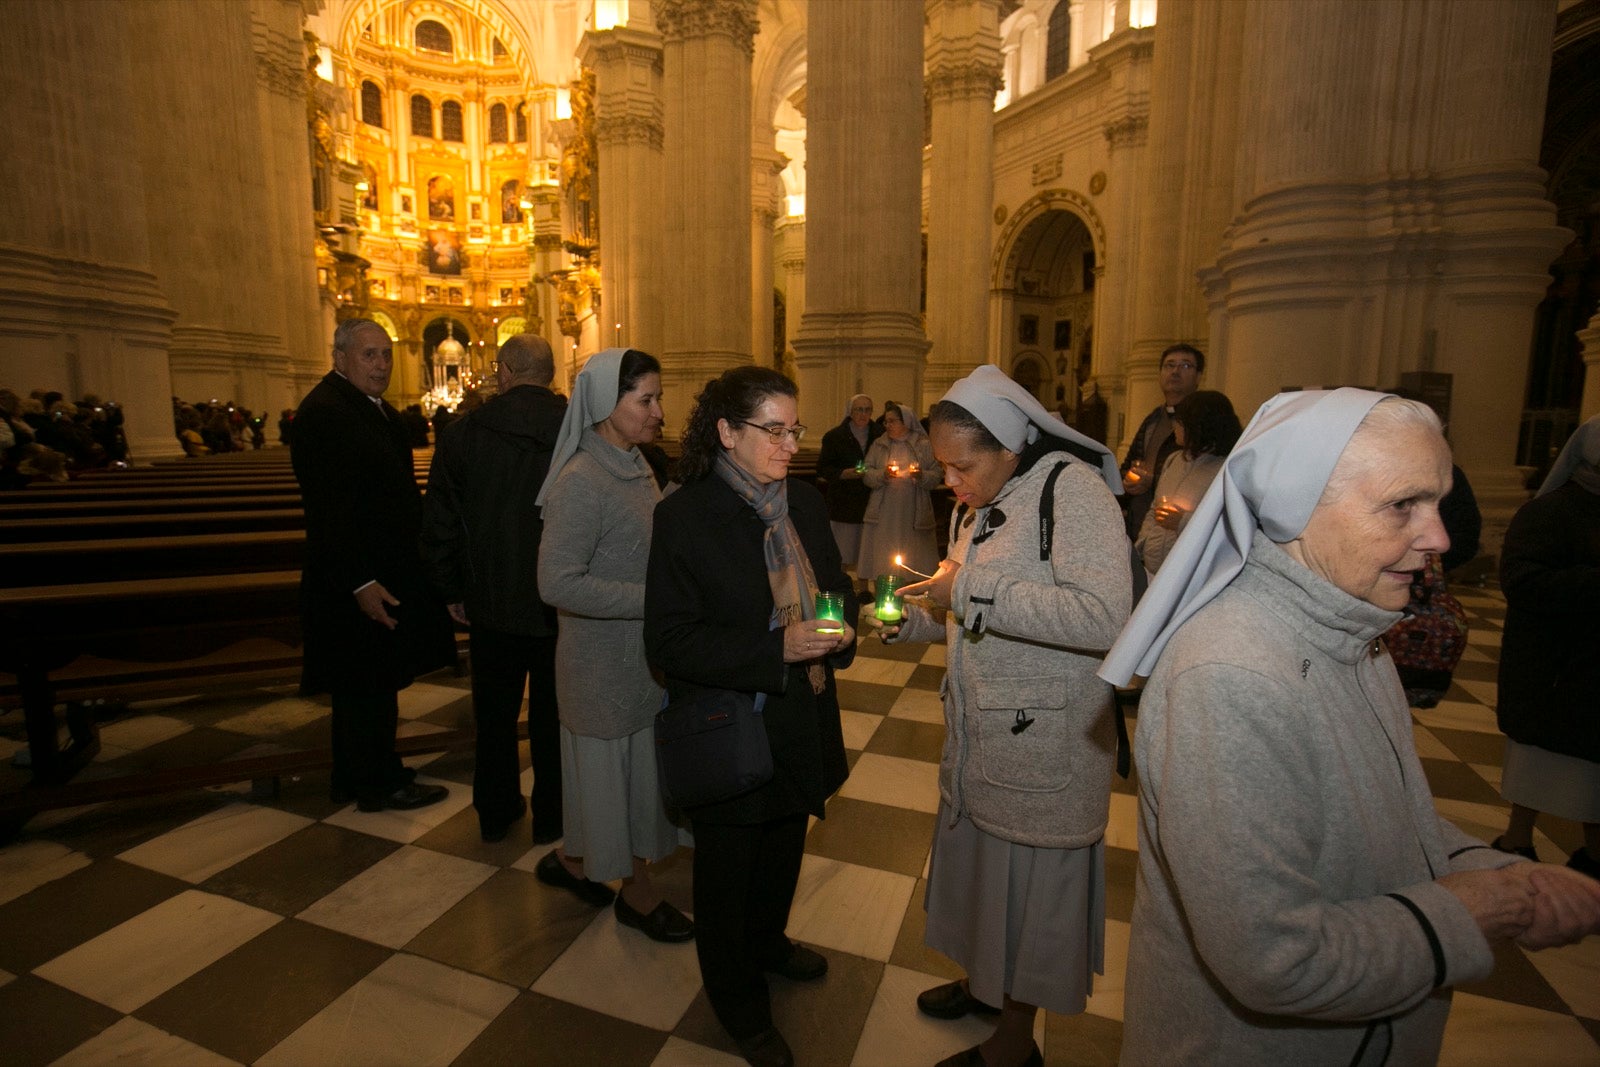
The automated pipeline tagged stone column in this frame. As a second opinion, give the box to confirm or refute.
[777,218,806,366]
[0,0,180,461]
[1579,310,1600,422]
[658,0,758,435]
[923,0,1002,409]
[751,141,786,367]
[1205,0,1566,487]
[580,21,666,359]
[793,0,930,431]
[126,0,296,416]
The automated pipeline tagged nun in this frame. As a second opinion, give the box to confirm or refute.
[856,401,943,587]
[1099,389,1600,1066]
[535,348,692,943]
[884,365,1131,1067]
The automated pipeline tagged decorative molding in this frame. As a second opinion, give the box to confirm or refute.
[1103,114,1149,151]
[657,0,759,56]
[1031,155,1063,186]
[990,188,1108,289]
[253,26,305,100]
[926,60,1003,103]
[595,113,665,150]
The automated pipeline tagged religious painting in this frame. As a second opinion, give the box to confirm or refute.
[501,179,523,223]
[427,174,455,221]
[400,194,414,214]
[470,201,482,221]
[361,162,379,211]
[369,278,386,299]
[1018,314,1039,345]
[448,288,463,305]
[499,286,514,305]
[1054,319,1072,351]
[425,228,461,275]
[424,284,441,303]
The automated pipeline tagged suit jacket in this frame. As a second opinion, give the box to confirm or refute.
[816,417,881,523]
[645,473,855,823]
[291,371,453,694]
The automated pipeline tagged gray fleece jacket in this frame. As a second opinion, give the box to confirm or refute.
[894,452,1131,847]
[1121,532,1517,1067]
[537,427,663,739]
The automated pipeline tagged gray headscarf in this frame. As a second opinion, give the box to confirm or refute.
[941,365,1121,493]
[1537,414,1600,497]
[1098,387,1389,685]
[535,347,627,508]
[888,402,927,443]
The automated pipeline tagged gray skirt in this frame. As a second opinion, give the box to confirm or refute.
[1501,739,1600,823]
[559,723,682,883]
[923,802,1105,1015]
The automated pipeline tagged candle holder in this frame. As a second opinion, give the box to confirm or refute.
[873,574,903,623]
[814,591,845,635]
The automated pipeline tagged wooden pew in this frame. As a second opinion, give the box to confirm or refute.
[0,494,304,520]
[0,530,305,586]
[0,509,308,543]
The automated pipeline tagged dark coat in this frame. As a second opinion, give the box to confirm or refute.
[645,473,855,824]
[1496,482,1600,762]
[816,417,882,524]
[291,371,454,694]
[420,384,566,637]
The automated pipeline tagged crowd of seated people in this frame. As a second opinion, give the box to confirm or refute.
[1,387,129,486]
[173,397,266,457]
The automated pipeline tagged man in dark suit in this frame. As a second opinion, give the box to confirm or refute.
[815,394,880,578]
[291,318,455,812]
[421,334,567,843]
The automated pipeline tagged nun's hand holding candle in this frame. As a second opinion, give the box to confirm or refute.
[1101,389,1600,1067]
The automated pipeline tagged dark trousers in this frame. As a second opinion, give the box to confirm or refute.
[469,625,561,839]
[690,813,809,1039]
[330,689,408,803]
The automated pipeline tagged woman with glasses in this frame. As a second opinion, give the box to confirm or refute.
[1134,390,1242,577]
[644,367,857,1067]
[881,366,1130,1067]
[856,402,942,593]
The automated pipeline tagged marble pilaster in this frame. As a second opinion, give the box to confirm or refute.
[752,141,787,368]
[777,218,806,367]
[657,0,758,435]
[923,0,1003,409]
[792,0,930,431]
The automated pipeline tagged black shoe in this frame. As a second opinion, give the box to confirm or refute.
[614,894,694,943]
[535,850,616,906]
[735,1027,794,1067]
[480,807,524,843]
[1569,847,1600,879]
[356,782,448,812]
[917,979,1002,1020]
[935,1043,1041,1067]
[531,823,563,845]
[761,944,827,981]
[1491,835,1539,863]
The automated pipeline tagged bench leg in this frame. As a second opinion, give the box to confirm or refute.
[19,670,98,786]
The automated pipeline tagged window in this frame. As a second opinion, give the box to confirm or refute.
[359,80,383,127]
[411,95,434,138]
[441,100,464,143]
[415,19,452,55]
[488,103,508,143]
[1045,1,1071,81]
[514,103,528,143]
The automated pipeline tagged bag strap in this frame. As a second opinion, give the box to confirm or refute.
[1038,460,1069,562]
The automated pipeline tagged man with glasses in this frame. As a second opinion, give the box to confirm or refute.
[817,394,882,577]
[1120,343,1204,539]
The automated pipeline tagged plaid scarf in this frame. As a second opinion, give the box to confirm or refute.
[714,453,827,694]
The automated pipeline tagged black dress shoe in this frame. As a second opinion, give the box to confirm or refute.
[935,1043,1042,1067]
[356,782,448,812]
[535,850,616,906]
[917,979,1002,1020]
[735,1027,794,1067]
[614,894,694,943]
[1491,835,1539,863]
[761,944,827,981]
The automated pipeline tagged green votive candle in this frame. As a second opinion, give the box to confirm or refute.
[815,591,845,634]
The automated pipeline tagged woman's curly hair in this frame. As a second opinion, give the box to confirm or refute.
[675,366,798,484]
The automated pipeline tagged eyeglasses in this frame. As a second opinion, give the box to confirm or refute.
[1162,360,1197,372]
[738,420,807,444]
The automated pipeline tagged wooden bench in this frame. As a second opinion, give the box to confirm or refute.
[0,509,309,543]
[0,494,305,520]
[0,530,306,586]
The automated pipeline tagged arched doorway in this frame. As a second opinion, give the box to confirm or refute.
[421,316,477,408]
[993,205,1097,420]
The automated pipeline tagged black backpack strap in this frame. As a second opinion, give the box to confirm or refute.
[1038,460,1069,562]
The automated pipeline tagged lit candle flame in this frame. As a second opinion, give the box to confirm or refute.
[894,554,935,580]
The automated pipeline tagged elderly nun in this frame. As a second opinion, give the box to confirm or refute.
[884,365,1131,1067]
[535,348,693,944]
[1100,389,1600,1066]
[1493,413,1600,879]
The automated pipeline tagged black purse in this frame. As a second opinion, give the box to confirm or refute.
[654,689,772,808]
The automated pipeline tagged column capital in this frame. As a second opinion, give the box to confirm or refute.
[579,25,665,69]
[1103,113,1149,152]
[596,113,665,149]
[657,0,758,56]
[927,60,1003,103]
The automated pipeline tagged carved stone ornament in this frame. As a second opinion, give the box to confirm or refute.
[657,0,759,56]
[1089,171,1107,196]
[927,60,1003,103]
[1102,114,1149,151]
[994,204,1008,225]
[1031,155,1064,186]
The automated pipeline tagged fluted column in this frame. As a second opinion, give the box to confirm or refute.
[127,0,296,415]
[581,23,666,359]
[924,0,1002,409]
[752,141,786,367]
[0,0,180,460]
[1205,0,1566,484]
[1123,0,1243,453]
[793,0,929,431]
[658,0,757,435]
[1579,310,1600,421]
[777,218,806,364]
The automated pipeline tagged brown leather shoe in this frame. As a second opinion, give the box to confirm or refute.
[917,979,1001,1020]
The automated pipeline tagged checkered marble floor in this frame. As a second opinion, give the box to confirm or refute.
[1,585,1597,1066]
